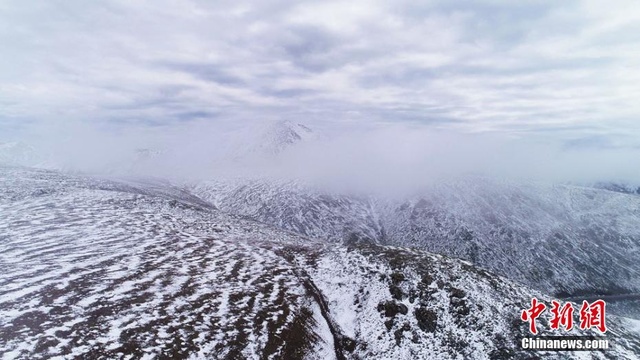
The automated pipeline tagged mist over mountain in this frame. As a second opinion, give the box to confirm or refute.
[6,121,640,299]
[7,120,640,188]
[0,141,48,168]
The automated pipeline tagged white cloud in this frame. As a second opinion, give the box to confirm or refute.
[0,0,638,152]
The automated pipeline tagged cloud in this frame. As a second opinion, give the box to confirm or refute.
[0,0,639,151]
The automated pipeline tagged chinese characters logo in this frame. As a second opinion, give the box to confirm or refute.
[520,297,607,335]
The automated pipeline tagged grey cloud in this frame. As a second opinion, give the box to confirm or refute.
[263,88,319,99]
[563,135,616,150]
[160,62,246,86]
[279,24,342,72]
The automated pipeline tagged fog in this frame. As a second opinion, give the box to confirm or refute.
[2,0,640,194]
[7,119,639,195]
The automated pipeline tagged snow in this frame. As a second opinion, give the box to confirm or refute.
[626,318,640,335]
[1,166,639,359]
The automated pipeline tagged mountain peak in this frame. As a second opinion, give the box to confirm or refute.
[257,120,314,155]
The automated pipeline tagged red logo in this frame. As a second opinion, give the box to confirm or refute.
[550,300,574,331]
[521,298,607,334]
[520,297,546,335]
[579,300,607,333]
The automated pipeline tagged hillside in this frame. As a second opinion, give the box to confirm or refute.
[3,166,639,359]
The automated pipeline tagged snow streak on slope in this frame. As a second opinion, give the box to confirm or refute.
[2,166,640,359]
[0,167,322,359]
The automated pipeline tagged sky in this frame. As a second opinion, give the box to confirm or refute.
[1,0,639,178]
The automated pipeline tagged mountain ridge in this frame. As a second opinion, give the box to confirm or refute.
[3,166,639,358]
[192,176,640,299]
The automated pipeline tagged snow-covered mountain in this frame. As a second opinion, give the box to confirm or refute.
[592,181,640,195]
[194,179,384,243]
[251,121,314,156]
[3,166,639,359]
[223,120,316,162]
[192,176,640,299]
[0,142,46,168]
[380,177,640,297]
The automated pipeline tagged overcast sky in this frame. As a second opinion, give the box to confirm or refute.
[1,0,640,150]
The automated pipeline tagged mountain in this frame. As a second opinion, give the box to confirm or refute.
[225,121,316,162]
[379,177,640,297]
[253,121,314,155]
[192,176,640,299]
[592,182,640,196]
[194,179,384,243]
[3,166,639,359]
[0,141,46,167]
